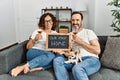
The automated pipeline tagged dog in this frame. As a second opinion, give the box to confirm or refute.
[64,49,82,64]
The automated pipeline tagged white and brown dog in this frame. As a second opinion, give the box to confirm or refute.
[65,49,82,64]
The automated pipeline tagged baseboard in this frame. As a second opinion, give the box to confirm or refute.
[0,42,18,51]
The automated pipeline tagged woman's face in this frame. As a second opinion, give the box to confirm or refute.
[44,15,53,30]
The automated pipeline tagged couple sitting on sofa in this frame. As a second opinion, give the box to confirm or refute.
[10,11,101,80]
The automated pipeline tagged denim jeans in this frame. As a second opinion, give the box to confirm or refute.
[26,49,55,70]
[53,56,101,80]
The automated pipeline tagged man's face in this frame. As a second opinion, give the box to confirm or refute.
[71,14,83,30]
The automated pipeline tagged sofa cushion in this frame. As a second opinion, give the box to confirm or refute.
[0,69,55,80]
[0,44,25,74]
[100,36,120,70]
[0,40,28,75]
[89,67,120,80]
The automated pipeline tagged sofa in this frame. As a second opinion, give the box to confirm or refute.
[0,36,120,80]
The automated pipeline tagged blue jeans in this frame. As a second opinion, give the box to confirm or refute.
[53,56,101,80]
[26,49,55,70]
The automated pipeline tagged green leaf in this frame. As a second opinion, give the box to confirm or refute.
[108,0,120,32]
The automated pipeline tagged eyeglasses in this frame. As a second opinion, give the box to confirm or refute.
[45,19,53,23]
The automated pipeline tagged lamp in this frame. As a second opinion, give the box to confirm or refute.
[72,0,87,11]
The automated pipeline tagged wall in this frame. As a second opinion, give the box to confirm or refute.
[88,0,96,30]
[0,0,17,49]
[1,0,118,49]
[88,0,119,36]
[0,0,88,49]
[15,0,88,42]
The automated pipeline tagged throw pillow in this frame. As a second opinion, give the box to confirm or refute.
[100,36,120,70]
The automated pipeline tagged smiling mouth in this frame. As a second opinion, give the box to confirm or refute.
[73,25,79,29]
[73,24,79,27]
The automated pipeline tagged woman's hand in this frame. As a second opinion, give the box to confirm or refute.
[34,33,42,42]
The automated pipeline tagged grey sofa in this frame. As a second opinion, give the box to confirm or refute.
[0,36,120,80]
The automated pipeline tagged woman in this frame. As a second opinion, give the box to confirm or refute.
[10,13,58,77]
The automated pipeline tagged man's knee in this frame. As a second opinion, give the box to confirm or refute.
[53,57,64,65]
[72,64,84,74]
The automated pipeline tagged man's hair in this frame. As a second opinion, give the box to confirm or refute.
[71,11,83,20]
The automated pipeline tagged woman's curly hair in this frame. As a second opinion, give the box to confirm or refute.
[38,13,58,30]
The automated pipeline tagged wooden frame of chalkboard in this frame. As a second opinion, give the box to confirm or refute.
[46,33,70,50]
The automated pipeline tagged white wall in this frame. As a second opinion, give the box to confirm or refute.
[0,0,88,49]
[1,0,118,49]
[15,0,88,42]
[88,0,96,30]
[88,0,119,36]
[0,0,17,49]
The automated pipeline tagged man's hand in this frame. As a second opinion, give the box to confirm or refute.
[52,50,65,55]
[72,34,81,44]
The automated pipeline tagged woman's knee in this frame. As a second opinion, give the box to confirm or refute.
[47,52,55,60]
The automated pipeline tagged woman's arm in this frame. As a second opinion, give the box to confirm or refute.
[26,33,42,49]
[26,39,35,49]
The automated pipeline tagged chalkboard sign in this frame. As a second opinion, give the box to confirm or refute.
[46,33,70,50]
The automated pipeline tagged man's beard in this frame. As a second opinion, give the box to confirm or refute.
[72,24,82,31]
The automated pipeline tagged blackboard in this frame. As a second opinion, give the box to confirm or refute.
[46,33,70,50]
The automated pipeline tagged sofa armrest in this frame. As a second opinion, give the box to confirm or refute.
[0,40,28,75]
[97,36,108,59]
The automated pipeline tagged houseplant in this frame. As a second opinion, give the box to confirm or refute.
[59,25,69,33]
[107,0,120,32]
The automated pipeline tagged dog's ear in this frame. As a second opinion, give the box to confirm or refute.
[74,52,77,55]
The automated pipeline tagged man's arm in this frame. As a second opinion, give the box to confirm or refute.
[73,35,101,55]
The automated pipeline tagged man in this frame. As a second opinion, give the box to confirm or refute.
[53,11,101,80]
